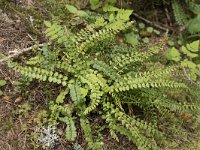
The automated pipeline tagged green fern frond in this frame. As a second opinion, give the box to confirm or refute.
[102,103,159,150]
[140,88,200,115]
[111,93,124,111]
[60,116,77,141]
[73,26,95,43]
[110,45,160,69]
[172,0,188,25]
[80,117,103,150]
[79,71,108,115]
[69,80,86,113]
[69,80,82,103]
[182,103,200,111]
[154,97,190,112]
[109,128,119,142]
[80,117,93,147]
[56,88,68,104]
[76,28,117,54]
[187,0,200,14]
[90,60,120,80]
[103,101,161,136]
[9,62,68,86]
[112,123,159,150]
[110,67,187,93]
[26,55,45,65]
[44,21,73,45]
[55,61,75,73]
[75,22,133,54]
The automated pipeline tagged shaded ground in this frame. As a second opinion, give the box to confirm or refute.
[0,4,34,150]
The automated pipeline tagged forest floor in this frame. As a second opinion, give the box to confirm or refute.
[0,1,200,150]
[0,3,36,149]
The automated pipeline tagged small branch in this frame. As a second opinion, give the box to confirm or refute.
[132,13,171,32]
[0,43,44,64]
[164,7,172,26]
[182,67,196,84]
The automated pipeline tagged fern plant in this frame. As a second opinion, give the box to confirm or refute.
[167,40,200,80]
[7,19,200,149]
[172,0,200,36]
[172,0,188,26]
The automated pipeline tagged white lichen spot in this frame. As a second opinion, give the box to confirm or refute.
[36,124,59,148]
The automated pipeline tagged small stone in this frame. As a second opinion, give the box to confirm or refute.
[15,97,22,103]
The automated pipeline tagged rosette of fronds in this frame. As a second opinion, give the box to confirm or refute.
[7,20,200,150]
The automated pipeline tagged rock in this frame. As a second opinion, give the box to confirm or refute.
[15,97,22,103]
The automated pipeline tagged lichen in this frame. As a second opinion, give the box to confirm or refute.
[36,125,59,148]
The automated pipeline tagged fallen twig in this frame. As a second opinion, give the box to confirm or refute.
[132,13,171,32]
[164,7,172,26]
[183,67,196,84]
[0,43,44,63]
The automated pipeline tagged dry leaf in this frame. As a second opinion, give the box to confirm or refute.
[2,96,10,102]
[182,112,192,122]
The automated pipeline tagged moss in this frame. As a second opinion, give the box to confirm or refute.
[0,120,13,131]
[0,0,42,36]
